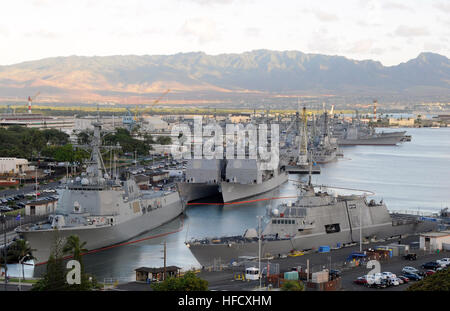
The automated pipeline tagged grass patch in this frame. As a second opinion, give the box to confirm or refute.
[3,208,25,216]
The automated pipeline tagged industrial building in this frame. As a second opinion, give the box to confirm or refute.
[420,231,450,251]
[0,157,32,175]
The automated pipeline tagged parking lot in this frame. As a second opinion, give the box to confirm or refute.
[194,234,449,291]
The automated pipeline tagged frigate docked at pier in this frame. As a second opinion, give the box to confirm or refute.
[186,172,439,267]
[17,121,185,263]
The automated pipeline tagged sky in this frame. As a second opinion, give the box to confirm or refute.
[0,0,449,66]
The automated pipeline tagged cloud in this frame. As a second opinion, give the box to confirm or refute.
[23,30,61,39]
[245,27,261,37]
[311,10,339,22]
[188,0,234,5]
[423,42,447,51]
[382,2,414,12]
[307,28,341,54]
[393,25,429,38]
[434,2,450,14]
[179,18,220,44]
[345,39,385,55]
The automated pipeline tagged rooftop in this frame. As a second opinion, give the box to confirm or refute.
[421,231,450,238]
[135,266,181,274]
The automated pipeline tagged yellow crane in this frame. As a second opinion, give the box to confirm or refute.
[146,89,171,113]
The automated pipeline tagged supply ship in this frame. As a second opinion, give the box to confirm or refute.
[17,121,185,264]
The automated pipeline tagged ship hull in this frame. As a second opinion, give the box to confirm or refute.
[177,182,220,202]
[338,136,402,146]
[285,165,321,174]
[19,193,184,264]
[220,171,289,203]
[187,220,438,267]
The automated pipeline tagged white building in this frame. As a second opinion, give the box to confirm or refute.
[25,198,57,216]
[0,158,31,175]
[420,231,450,251]
[142,116,171,131]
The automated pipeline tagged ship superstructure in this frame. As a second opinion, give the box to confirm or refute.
[17,121,185,263]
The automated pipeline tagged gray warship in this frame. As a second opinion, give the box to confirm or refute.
[17,121,185,264]
[186,175,438,267]
[178,158,288,203]
[281,107,321,174]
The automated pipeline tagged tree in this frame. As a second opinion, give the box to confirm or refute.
[156,136,172,145]
[281,280,305,291]
[6,239,35,281]
[32,235,68,291]
[62,235,97,291]
[151,271,208,291]
[407,269,450,291]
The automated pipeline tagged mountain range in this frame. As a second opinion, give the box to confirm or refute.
[0,50,449,104]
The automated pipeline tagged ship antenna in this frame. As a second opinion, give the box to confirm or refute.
[308,150,312,186]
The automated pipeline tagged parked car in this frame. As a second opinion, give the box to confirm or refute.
[424,270,436,276]
[403,253,417,261]
[354,276,368,285]
[389,278,400,286]
[382,272,396,279]
[402,266,420,274]
[330,269,342,278]
[421,261,441,270]
[436,258,450,267]
[398,276,410,283]
[402,272,422,281]
[0,206,13,212]
[394,277,404,285]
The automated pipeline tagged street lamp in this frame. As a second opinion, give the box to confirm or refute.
[1,214,6,291]
[257,215,262,289]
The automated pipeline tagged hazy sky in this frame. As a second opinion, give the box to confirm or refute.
[0,0,448,66]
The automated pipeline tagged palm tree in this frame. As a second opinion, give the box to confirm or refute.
[7,239,35,281]
[62,235,87,262]
[63,235,91,289]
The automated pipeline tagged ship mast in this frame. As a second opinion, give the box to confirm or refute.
[74,121,121,186]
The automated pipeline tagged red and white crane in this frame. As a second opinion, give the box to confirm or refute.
[27,91,40,114]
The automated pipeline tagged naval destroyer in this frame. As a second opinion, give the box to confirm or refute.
[17,121,185,263]
[186,173,439,267]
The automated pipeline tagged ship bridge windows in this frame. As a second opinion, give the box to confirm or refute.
[272,219,295,225]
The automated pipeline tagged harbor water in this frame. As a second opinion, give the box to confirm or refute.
[35,127,450,282]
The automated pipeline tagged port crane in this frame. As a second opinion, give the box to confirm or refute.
[27,91,40,114]
[146,89,171,112]
[123,89,171,131]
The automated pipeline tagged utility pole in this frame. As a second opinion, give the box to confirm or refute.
[257,215,262,289]
[162,241,167,281]
[35,165,38,201]
[360,202,363,253]
[306,259,310,282]
[1,215,6,291]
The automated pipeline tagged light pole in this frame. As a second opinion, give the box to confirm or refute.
[360,199,364,253]
[1,214,6,291]
[18,255,26,291]
[257,215,262,289]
